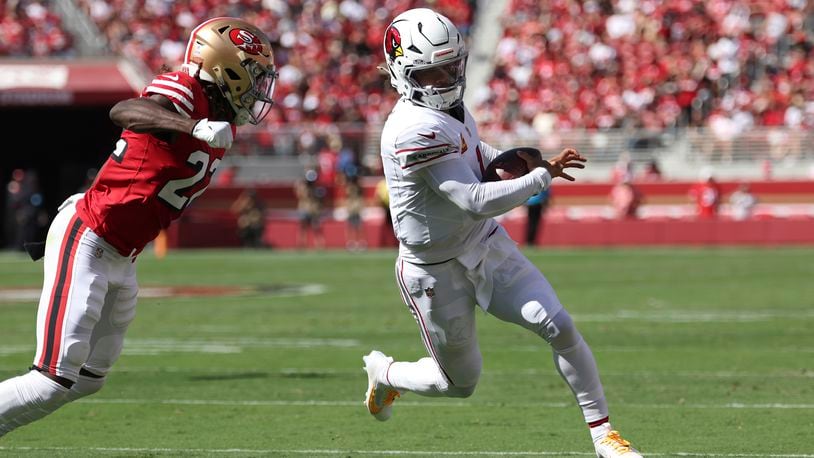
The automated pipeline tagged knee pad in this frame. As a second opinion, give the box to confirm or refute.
[111,289,138,328]
[63,341,91,371]
[65,368,106,402]
[542,310,581,352]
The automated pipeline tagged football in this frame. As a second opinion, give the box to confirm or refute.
[482,147,543,182]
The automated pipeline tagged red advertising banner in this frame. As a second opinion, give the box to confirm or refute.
[0,59,142,106]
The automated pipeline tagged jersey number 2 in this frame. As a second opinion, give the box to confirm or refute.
[158,151,221,211]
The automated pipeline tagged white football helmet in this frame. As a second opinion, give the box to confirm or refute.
[383,8,467,110]
[182,17,277,125]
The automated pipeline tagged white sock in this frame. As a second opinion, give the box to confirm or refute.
[386,357,449,397]
[590,421,612,443]
[0,371,70,437]
[552,335,609,423]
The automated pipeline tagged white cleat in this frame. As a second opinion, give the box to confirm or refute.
[362,350,400,421]
[595,429,642,457]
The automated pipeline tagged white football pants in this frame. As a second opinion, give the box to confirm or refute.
[389,228,608,423]
[0,196,138,436]
[32,196,138,381]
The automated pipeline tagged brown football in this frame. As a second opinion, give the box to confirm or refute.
[482,147,542,182]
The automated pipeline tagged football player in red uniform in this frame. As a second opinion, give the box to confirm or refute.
[0,17,277,437]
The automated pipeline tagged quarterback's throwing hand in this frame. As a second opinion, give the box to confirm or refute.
[192,118,234,149]
[543,148,587,181]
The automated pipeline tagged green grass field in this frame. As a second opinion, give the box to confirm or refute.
[0,246,812,457]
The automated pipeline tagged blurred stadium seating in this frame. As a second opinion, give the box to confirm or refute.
[2,0,813,249]
[0,0,73,57]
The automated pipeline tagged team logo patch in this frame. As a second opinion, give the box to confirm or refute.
[384,25,403,60]
[424,287,435,298]
[229,28,264,55]
[460,134,468,154]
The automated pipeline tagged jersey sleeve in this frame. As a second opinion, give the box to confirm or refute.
[142,72,196,118]
[391,124,459,175]
[421,158,551,219]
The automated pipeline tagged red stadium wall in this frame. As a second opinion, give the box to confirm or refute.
[167,179,814,249]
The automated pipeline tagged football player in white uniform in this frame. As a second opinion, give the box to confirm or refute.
[363,8,641,458]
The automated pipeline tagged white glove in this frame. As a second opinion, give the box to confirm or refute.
[191,118,233,149]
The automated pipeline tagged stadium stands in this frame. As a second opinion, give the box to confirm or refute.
[0,0,73,57]
[4,1,813,249]
[474,0,814,136]
[75,0,475,127]
[9,1,813,170]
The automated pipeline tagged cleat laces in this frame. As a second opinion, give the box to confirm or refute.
[600,431,633,453]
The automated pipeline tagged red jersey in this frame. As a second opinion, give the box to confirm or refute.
[76,71,235,256]
[689,181,722,219]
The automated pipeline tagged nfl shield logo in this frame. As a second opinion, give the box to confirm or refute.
[93,247,104,259]
[424,287,435,298]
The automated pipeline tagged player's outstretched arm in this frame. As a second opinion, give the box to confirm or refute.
[110,95,197,135]
[110,95,233,148]
[519,148,587,182]
[422,158,551,219]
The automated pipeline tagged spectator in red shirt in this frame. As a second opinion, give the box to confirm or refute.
[689,170,723,219]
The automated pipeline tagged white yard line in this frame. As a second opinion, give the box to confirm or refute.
[571,309,814,323]
[75,398,814,410]
[1,365,812,380]
[0,446,811,457]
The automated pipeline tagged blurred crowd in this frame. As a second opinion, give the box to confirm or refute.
[6,0,813,158]
[0,0,73,56]
[76,0,474,128]
[473,0,814,137]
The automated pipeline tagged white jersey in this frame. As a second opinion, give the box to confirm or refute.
[381,99,551,264]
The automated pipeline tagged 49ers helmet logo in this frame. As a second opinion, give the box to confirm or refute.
[384,25,403,60]
[229,28,264,55]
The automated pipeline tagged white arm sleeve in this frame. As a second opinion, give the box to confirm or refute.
[420,158,552,219]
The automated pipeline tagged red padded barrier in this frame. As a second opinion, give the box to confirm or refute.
[167,180,814,249]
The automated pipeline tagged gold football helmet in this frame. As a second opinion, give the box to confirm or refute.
[183,17,277,125]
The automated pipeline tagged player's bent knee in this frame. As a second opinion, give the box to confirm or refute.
[544,310,582,352]
[445,384,477,398]
[65,368,106,402]
[444,352,482,389]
